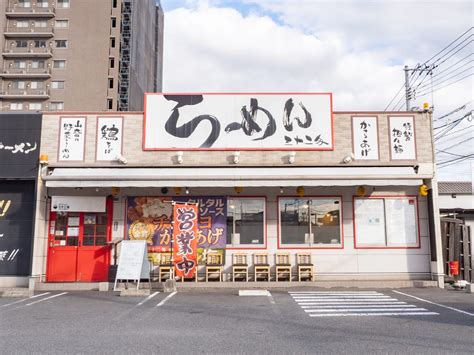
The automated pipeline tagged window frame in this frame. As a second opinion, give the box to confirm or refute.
[10,102,24,110]
[353,195,421,249]
[29,102,42,110]
[50,101,64,110]
[57,0,70,8]
[55,39,68,49]
[51,80,65,89]
[226,196,267,250]
[15,40,28,48]
[53,59,66,69]
[277,195,344,250]
[54,19,69,28]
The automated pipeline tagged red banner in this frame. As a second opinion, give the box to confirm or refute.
[173,203,198,279]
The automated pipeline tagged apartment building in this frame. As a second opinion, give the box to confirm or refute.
[0,0,164,112]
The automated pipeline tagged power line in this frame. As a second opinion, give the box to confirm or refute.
[430,53,473,79]
[416,73,473,98]
[422,27,473,65]
[433,102,470,121]
[416,65,473,92]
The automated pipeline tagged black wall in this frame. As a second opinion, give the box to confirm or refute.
[0,113,42,276]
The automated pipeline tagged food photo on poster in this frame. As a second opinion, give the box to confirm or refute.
[126,196,227,267]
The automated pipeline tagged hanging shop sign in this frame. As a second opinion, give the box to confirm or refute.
[51,196,106,212]
[58,117,86,161]
[126,196,227,265]
[0,181,36,276]
[352,116,379,160]
[0,113,41,179]
[96,116,123,161]
[143,93,333,150]
[389,116,416,160]
[172,203,198,279]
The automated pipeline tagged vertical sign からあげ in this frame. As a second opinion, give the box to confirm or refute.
[173,203,198,279]
[352,116,379,160]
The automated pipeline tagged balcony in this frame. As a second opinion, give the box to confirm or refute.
[6,6,55,18]
[0,88,50,99]
[4,26,54,38]
[0,68,52,79]
[2,46,53,58]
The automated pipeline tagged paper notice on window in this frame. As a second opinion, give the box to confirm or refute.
[385,198,417,246]
[67,227,79,237]
[354,198,386,245]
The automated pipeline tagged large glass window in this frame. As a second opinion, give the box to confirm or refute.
[279,198,342,247]
[226,198,265,247]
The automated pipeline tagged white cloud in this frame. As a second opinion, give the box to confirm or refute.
[161,0,473,179]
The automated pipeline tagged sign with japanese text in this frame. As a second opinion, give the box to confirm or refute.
[0,181,35,276]
[58,117,86,161]
[173,203,198,279]
[0,113,41,179]
[389,116,416,160]
[126,196,227,253]
[352,116,379,160]
[96,117,123,161]
[114,240,150,290]
[144,93,333,150]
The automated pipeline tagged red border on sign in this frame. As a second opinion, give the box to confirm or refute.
[277,195,344,250]
[352,195,421,249]
[142,92,334,151]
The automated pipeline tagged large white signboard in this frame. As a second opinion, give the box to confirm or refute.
[58,117,86,161]
[352,116,379,160]
[144,93,333,150]
[114,240,150,290]
[389,116,416,160]
[96,116,123,161]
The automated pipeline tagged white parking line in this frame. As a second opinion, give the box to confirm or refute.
[393,290,474,317]
[305,308,428,313]
[136,291,160,307]
[156,291,177,307]
[302,304,416,309]
[25,292,68,306]
[1,292,50,308]
[309,312,439,317]
[298,302,408,306]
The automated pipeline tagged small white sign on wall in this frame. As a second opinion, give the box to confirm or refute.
[51,196,106,212]
[96,117,123,161]
[352,116,379,160]
[389,116,416,160]
[58,117,86,161]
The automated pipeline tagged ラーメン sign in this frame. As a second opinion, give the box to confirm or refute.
[144,93,333,150]
[173,203,198,279]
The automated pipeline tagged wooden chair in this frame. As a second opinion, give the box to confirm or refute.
[205,252,223,282]
[232,253,249,282]
[158,253,174,282]
[297,253,314,281]
[254,253,270,282]
[275,253,291,282]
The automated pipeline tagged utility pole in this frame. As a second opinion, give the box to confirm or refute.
[403,64,435,111]
[404,65,410,111]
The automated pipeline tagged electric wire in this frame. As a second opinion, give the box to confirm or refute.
[416,73,473,98]
[416,65,473,92]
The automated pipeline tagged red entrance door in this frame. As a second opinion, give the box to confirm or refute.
[46,200,112,282]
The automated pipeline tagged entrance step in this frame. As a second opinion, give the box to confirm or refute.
[0,288,33,298]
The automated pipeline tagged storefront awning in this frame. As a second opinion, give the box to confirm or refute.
[44,167,427,188]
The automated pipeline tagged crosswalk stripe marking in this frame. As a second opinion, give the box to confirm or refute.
[292,296,392,299]
[292,298,399,302]
[309,312,439,317]
[289,291,379,294]
[301,304,415,309]
[305,308,428,313]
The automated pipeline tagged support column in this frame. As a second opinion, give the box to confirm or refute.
[427,176,445,288]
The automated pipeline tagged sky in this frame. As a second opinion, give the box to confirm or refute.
[160,0,473,181]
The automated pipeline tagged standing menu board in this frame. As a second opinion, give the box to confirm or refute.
[114,240,150,290]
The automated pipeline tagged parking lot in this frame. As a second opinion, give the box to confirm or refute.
[0,288,473,354]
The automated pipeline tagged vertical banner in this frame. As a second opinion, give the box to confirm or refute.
[352,116,379,160]
[58,117,86,161]
[96,116,123,161]
[389,116,416,160]
[173,203,198,279]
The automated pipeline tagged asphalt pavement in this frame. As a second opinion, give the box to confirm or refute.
[0,287,473,354]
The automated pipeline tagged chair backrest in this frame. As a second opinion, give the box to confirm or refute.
[233,253,247,265]
[275,253,290,265]
[297,253,311,265]
[207,252,222,265]
[160,253,172,265]
[254,253,268,265]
